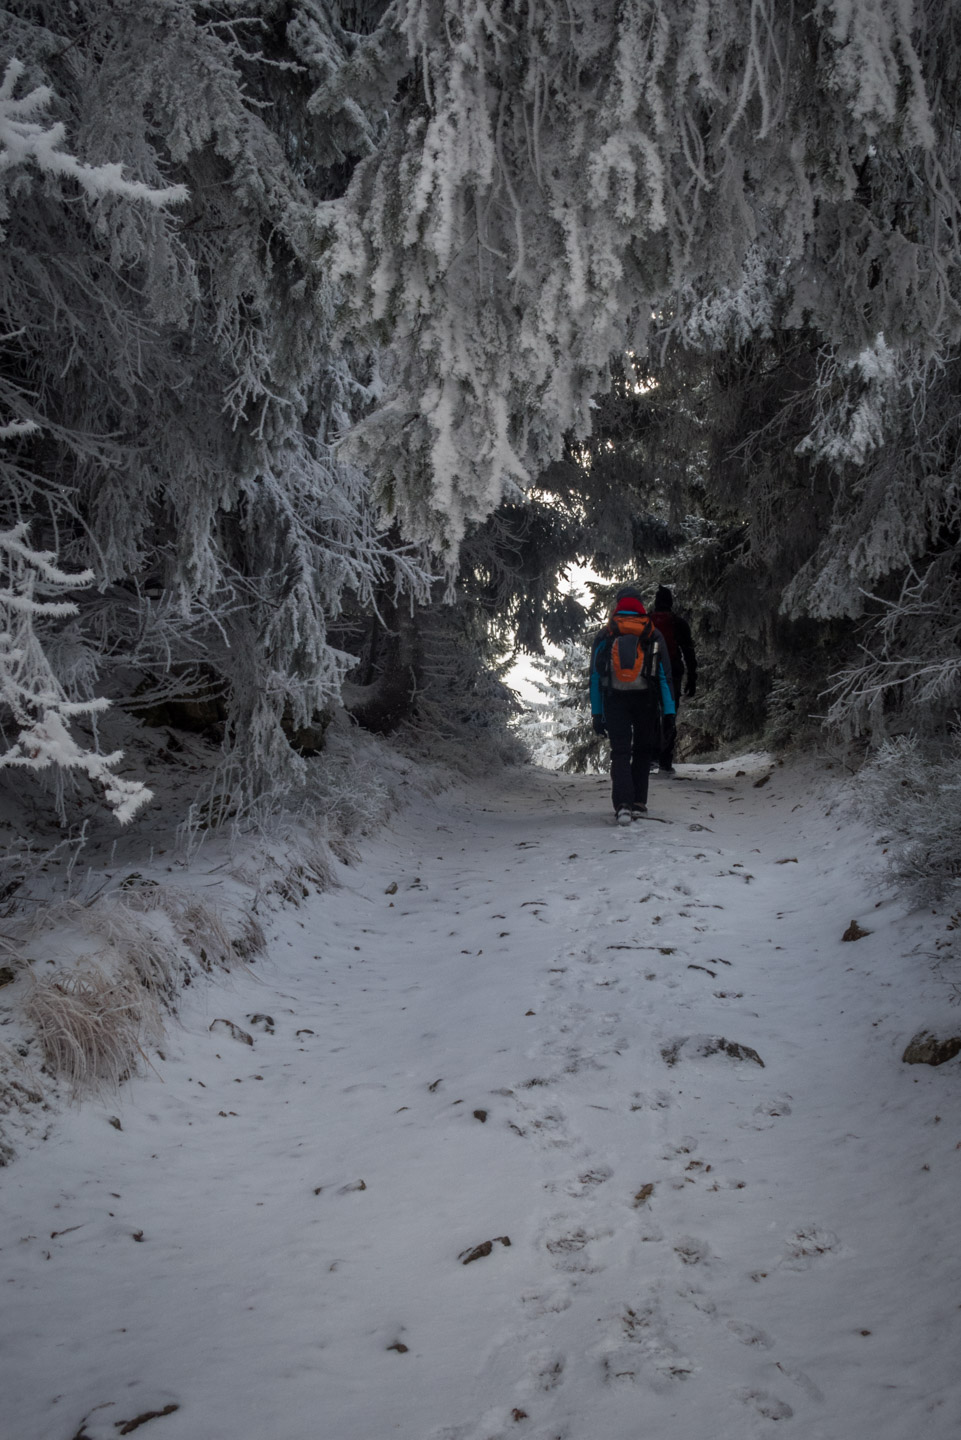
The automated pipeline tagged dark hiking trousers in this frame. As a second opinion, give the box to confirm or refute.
[604,691,661,811]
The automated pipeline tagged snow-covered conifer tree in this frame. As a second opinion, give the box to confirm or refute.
[515,641,600,773]
[1,3,431,824]
[0,53,187,823]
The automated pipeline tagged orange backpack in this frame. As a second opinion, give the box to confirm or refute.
[603,614,657,692]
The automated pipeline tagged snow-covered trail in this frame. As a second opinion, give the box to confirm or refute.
[3,760,960,1440]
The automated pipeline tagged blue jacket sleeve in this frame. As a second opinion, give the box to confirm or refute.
[589,636,605,716]
[658,661,676,716]
[652,630,675,715]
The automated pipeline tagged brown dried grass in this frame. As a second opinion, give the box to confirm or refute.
[25,964,161,1092]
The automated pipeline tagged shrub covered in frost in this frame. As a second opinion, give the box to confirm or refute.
[857,736,961,905]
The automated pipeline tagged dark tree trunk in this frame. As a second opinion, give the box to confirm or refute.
[344,598,423,734]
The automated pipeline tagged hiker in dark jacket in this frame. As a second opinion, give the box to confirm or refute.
[589,586,675,825]
[649,585,698,775]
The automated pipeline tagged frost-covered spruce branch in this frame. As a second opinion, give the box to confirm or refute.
[0,525,151,824]
[0,56,187,220]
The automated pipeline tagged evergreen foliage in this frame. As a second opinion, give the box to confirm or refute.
[333,3,952,539]
[857,735,961,905]
[1,1,432,826]
[0,523,152,824]
[515,641,600,773]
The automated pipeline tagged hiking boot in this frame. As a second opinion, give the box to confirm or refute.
[631,804,647,819]
[615,807,632,827]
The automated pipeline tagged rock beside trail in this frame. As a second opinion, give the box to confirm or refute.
[208,1018,253,1046]
[459,1236,511,1265]
[901,1031,961,1066]
[661,1035,765,1068]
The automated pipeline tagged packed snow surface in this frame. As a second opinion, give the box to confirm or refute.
[2,759,960,1440]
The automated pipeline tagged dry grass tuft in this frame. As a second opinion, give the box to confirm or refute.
[230,910,265,962]
[82,901,185,1004]
[302,842,338,891]
[25,886,264,1096]
[267,843,337,907]
[25,965,161,1092]
[130,885,259,970]
[93,888,245,980]
[325,829,359,867]
[176,898,236,971]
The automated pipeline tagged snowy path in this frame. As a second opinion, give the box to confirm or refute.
[2,760,960,1440]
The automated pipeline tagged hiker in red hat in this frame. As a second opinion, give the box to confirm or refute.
[588,587,675,825]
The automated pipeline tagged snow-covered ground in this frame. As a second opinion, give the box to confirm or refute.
[2,757,960,1440]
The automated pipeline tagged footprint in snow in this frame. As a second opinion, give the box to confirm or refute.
[754,1095,793,1119]
[530,1349,566,1390]
[630,1089,672,1111]
[676,1283,717,1317]
[595,1302,695,1391]
[562,1052,606,1076]
[544,1224,611,1273]
[739,1389,794,1421]
[564,1164,614,1197]
[673,1235,713,1267]
[636,1218,665,1243]
[781,1225,843,1270]
[727,1318,774,1348]
[663,1136,699,1157]
[772,1360,825,1402]
[520,1288,572,1316]
[514,1101,569,1145]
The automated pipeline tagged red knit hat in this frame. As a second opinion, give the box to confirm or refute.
[614,585,646,616]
